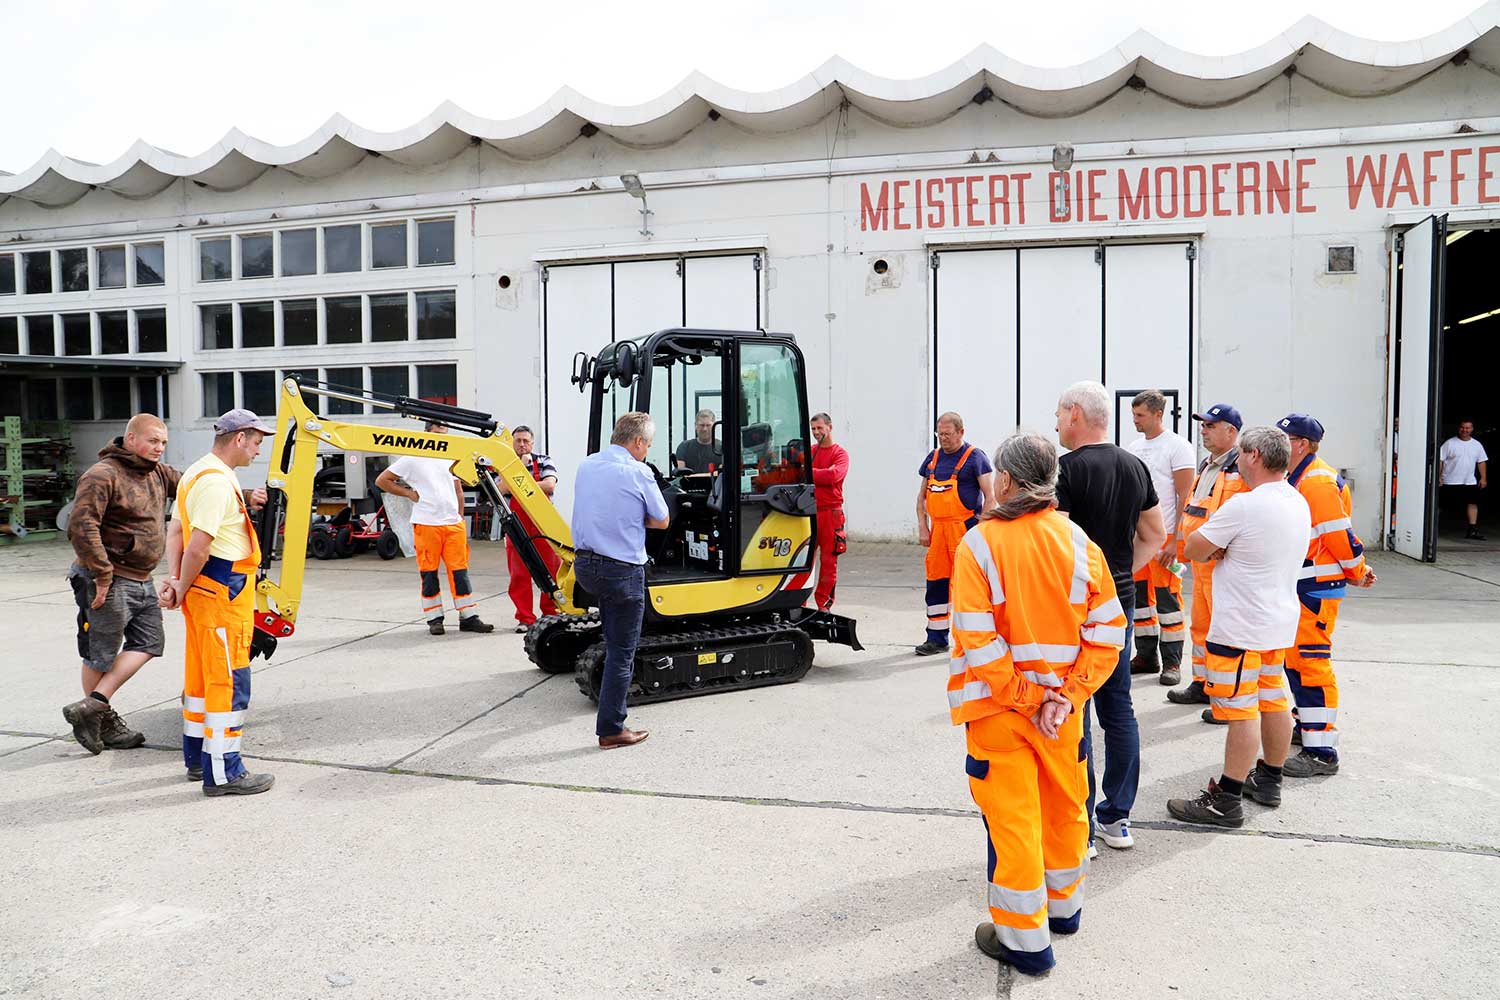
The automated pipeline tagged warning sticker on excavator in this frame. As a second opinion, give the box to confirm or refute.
[697,652,717,665]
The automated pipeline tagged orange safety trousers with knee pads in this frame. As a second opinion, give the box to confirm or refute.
[177,469,260,789]
[413,522,476,622]
[947,511,1126,975]
[1203,644,1291,721]
[1179,451,1244,684]
[923,446,980,642]
[1131,560,1185,666]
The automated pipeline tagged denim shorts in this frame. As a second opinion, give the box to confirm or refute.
[69,564,165,672]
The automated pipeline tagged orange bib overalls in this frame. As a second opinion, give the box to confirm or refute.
[923,446,979,644]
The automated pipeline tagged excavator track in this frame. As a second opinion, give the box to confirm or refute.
[524,612,602,675]
[574,622,815,706]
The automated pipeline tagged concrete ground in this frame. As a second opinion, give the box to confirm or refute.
[2,538,1497,1000]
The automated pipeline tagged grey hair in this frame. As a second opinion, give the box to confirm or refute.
[1059,381,1111,428]
[982,433,1059,521]
[1239,425,1291,473]
[1131,389,1167,415]
[936,411,964,432]
[611,411,656,447]
[695,409,716,422]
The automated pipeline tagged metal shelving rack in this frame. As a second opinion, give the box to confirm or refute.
[2,416,74,543]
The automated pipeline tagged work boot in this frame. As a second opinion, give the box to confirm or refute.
[1166,779,1244,828]
[1166,680,1209,705]
[62,697,108,755]
[1200,708,1228,726]
[1243,760,1283,807]
[99,708,146,750]
[1281,750,1339,778]
[913,640,948,657]
[1159,664,1181,686]
[459,615,495,634]
[974,922,1054,976]
[1291,726,1302,747]
[428,618,446,636]
[1467,526,1487,541]
[187,766,203,782]
[203,771,275,797]
[514,623,530,634]
[1129,654,1159,675]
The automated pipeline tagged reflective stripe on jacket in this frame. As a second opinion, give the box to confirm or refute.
[1288,454,1365,595]
[1178,448,1244,561]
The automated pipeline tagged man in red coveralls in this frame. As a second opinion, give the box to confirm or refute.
[502,426,562,633]
[810,412,850,610]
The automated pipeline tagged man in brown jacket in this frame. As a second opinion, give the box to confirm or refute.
[62,414,182,754]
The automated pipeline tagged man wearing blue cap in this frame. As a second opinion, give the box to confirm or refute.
[1276,413,1377,777]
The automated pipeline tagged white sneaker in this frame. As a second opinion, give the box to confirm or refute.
[1087,843,1099,860]
[1098,818,1134,850]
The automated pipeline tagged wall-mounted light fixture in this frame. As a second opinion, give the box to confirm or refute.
[1052,143,1074,219]
[620,173,653,238]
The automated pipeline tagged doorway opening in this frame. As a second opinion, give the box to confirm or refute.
[1437,226,1499,551]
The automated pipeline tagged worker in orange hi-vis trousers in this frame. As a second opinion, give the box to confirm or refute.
[948,434,1125,977]
[375,422,494,637]
[1276,414,1377,778]
[160,409,276,797]
[915,411,994,657]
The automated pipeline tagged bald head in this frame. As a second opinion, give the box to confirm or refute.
[123,413,168,463]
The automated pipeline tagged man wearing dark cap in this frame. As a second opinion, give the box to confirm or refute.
[1276,413,1377,777]
[1168,404,1245,707]
[160,409,277,796]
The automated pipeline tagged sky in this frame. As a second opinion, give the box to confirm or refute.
[0,0,1488,174]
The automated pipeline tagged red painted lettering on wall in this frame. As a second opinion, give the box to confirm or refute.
[1480,146,1500,203]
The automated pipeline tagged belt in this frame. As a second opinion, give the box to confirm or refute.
[577,549,642,568]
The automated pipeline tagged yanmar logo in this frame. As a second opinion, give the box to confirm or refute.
[372,433,450,453]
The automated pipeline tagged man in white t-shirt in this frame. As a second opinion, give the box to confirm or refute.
[1126,390,1197,685]
[374,422,494,636]
[1440,420,1489,541]
[1166,426,1311,829]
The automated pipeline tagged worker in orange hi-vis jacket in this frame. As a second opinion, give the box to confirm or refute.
[1275,414,1377,779]
[947,434,1126,978]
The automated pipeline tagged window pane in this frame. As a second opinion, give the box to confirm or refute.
[415,290,455,340]
[417,219,455,266]
[324,225,360,273]
[416,363,457,406]
[371,223,407,269]
[202,372,235,416]
[241,370,276,416]
[136,377,160,415]
[97,247,127,289]
[241,234,273,278]
[370,293,407,342]
[62,313,92,356]
[97,312,129,354]
[134,243,165,286]
[738,343,808,497]
[0,253,14,295]
[201,303,233,350]
[136,309,167,352]
[0,316,17,354]
[370,365,409,399]
[200,239,231,281]
[100,376,132,419]
[27,379,59,420]
[281,229,316,276]
[325,296,361,344]
[24,252,52,294]
[26,316,55,355]
[60,249,90,292]
[324,366,364,414]
[282,299,317,345]
[241,301,274,348]
[63,378,95,420]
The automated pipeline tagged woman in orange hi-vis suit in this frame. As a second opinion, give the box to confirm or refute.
[947,434,1126,976]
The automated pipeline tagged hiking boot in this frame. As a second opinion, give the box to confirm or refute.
[428,619,446,636]
[100,708,146,750]
[1167,680,1209,705]
[1167,779,1244,828]
[187,766,203,782]
[1200,708,1228,726]
[1098,818,1134,849]
[459,615,495,634]
[913,640,949,657]
[1159,665,1181,686]
[1243,760,1283,807]
[203,771,275,797]
[62,697,107,755]
[1282,750,1339,778]
[1129,654,1160,675]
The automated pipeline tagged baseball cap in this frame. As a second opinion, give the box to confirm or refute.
[1277,413,1325,442]
[1191,403,1243,430]
[214,408,275,435]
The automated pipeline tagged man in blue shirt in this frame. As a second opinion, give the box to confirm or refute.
[572,412,671,748]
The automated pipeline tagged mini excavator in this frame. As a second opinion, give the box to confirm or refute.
[251,328,862,706]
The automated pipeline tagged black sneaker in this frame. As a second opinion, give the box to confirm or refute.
[913,640,949,656]
[62,697,108,755]
[1243,760,1282,807]
[203,771,275,797]
[1466,528,1487,541]
[100,708,146,750]
[428,619,446,636]
[1282,750,1339,778]
[1200,708,1228,726]
[1167,780,1244,828]
[460,616,495,634]
[1129,654,1160,675]
[1167,680,1209,705]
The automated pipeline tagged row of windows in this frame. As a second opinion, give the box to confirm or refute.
[199,290,455,350]
[0,244,166,296]
[199,217,454,283]
[203,363,458,418]
[0,374,168,423]
[1,309,168,357]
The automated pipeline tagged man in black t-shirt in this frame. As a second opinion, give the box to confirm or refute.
[1055,381,1167,854]
[674,409,723,474]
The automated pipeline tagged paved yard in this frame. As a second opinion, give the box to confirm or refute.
[2,539,1497,999]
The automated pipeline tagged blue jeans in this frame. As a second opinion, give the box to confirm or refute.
[1084,588,1140,832]
[574,553,646,737]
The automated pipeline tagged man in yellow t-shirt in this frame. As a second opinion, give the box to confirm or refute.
[162,410,274,797]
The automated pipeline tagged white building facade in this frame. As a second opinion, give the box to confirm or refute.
[4,10,1500,555]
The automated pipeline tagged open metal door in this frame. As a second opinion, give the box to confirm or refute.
[1390,214,1447,561]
